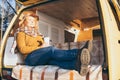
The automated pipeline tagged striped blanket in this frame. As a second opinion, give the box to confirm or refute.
[12,65,102,80]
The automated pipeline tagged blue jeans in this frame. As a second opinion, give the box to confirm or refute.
[25,41,88,71]
[25,46,78,70]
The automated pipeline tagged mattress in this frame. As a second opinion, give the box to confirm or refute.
[12,65,102,80]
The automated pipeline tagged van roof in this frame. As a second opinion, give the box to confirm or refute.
[17,0,100,30]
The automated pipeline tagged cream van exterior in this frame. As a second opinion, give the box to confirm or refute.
[0,0,120,80]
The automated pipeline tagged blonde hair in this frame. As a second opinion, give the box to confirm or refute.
[19,11,39,30]
[16,11,41,37]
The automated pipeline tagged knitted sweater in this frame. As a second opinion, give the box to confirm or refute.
[16,32,44,55]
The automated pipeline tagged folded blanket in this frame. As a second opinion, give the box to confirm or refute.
[12,65,102,80]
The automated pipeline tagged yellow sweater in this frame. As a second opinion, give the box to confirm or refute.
[17,32,44,55]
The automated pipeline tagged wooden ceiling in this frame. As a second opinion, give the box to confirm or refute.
[30,0,99,28]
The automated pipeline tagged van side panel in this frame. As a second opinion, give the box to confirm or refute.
[98,0,120,80]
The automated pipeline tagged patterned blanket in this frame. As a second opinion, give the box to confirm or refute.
[12,65,102,80]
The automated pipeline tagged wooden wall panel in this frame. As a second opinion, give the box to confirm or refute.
[81,17,100,29]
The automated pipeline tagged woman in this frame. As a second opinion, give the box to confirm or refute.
[16,11,91,76]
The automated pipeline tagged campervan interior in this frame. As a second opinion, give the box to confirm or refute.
[2,0,109,80]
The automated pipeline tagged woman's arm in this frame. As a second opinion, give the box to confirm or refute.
[16,32,42,54]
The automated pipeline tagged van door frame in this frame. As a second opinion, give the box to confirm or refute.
[96,0,120,80]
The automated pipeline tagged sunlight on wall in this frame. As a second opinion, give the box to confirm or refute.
[77,29,93,42]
